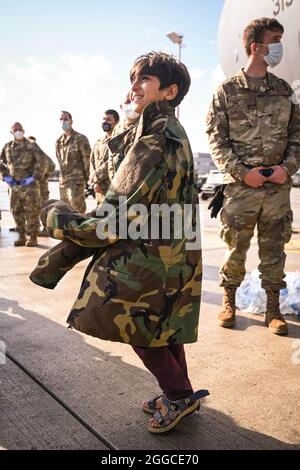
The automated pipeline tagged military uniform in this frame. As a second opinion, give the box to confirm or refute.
[56,130,91,213]
[206,69,300,290]
[31,101,202,348]
[0,139,46,238]
[40,153,55,208]
[90,136,111,205]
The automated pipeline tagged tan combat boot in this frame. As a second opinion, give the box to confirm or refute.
[265,290,288,336]
[26,235,38,247]
[218,287,237,328]
[14,233,26,247]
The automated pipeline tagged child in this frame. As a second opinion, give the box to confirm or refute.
[32,51,208,433]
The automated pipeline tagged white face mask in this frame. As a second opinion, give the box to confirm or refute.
[123,103,140,121]
[13,130,24,141]
[263,42,283,68]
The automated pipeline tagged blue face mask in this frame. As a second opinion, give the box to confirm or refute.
[258,42,283,68]
[62,120,71,131]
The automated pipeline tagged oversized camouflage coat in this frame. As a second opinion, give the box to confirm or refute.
[31,102,202,347]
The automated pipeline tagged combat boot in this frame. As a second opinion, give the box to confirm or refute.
[26,235,38,247]
[265,290,288,336]
[14,233,26,247]
[38,228,48,237]
[218,287,237,328]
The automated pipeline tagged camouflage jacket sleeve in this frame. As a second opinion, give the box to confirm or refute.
[42,104,169,248]
[283,100,300,176]
[90,143,109,183]
[30,143,50,181]
[0,145,9,177]
[38,148,55,180]
[80,135,91,183]
[206,86,249,181]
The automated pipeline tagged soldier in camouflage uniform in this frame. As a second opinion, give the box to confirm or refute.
[31,52,208,433]
[28,136,55,236]
[206,18,300,336]
[89,110,119,205]
[0,123,46,247]
[28,136,55,208]
[56,111,91,213]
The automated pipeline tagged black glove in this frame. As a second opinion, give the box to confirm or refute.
[208,185,227,219]
[85,183,96,199]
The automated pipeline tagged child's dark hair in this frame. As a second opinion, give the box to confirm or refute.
[130,51,191,107]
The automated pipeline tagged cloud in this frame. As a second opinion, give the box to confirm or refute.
[210,64,226,90]
[0,54,123,160]
[190,67,208,80]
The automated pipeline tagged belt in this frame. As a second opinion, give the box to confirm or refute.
[242,160,284,169]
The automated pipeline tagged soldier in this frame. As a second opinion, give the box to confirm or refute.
[206,18,300,336]
[107,95,140,182]
[28,136,55,236]
[56,111,91,213]
[89,109,119,205]
[0,123,45,247]
[32,52,208,433]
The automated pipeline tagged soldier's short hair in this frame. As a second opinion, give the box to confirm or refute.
[129,51,191,108]
[243,17,284,56]
[11,122,23,130]
[105,109,120,123]
[61,110,72,120]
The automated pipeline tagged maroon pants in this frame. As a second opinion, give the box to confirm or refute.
[132,344,193,401]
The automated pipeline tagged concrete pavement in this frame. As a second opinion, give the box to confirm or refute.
[0,183,299,450]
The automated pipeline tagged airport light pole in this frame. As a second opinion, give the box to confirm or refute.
[166,32,183,121]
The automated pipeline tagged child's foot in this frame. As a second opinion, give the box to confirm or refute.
[142,395,163,414]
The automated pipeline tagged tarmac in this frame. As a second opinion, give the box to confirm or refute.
[0,182,299,450]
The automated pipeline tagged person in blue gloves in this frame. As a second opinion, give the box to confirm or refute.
[0,122,48,246]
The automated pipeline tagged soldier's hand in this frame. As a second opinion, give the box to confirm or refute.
[93,184,105,194]
[267,166,288,185]
[243,167,267,188]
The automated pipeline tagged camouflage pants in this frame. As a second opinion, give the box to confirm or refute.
[59,180,86,214]
[10,184,41,236]
[219,182,293,290]
[40,180,50,208]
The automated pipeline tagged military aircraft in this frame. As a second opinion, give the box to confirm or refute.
[218,0,300,86]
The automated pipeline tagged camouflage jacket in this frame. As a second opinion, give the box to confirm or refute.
[30,101,202,347]
[56,130,91,183]
[206,68,300,183]
[0,139,49,182]
[42,154,56,181]
[90,135,111,191]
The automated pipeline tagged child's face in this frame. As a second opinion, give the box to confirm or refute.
[130,74,170,114]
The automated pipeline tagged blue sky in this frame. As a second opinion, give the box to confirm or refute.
[0,0,225,158]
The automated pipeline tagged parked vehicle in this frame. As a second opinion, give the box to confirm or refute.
[196,174,208,192]
[200,170,225,200]
[292,170,300,188]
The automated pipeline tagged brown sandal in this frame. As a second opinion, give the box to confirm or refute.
[148,390,209,434]
[142,395,162,415]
